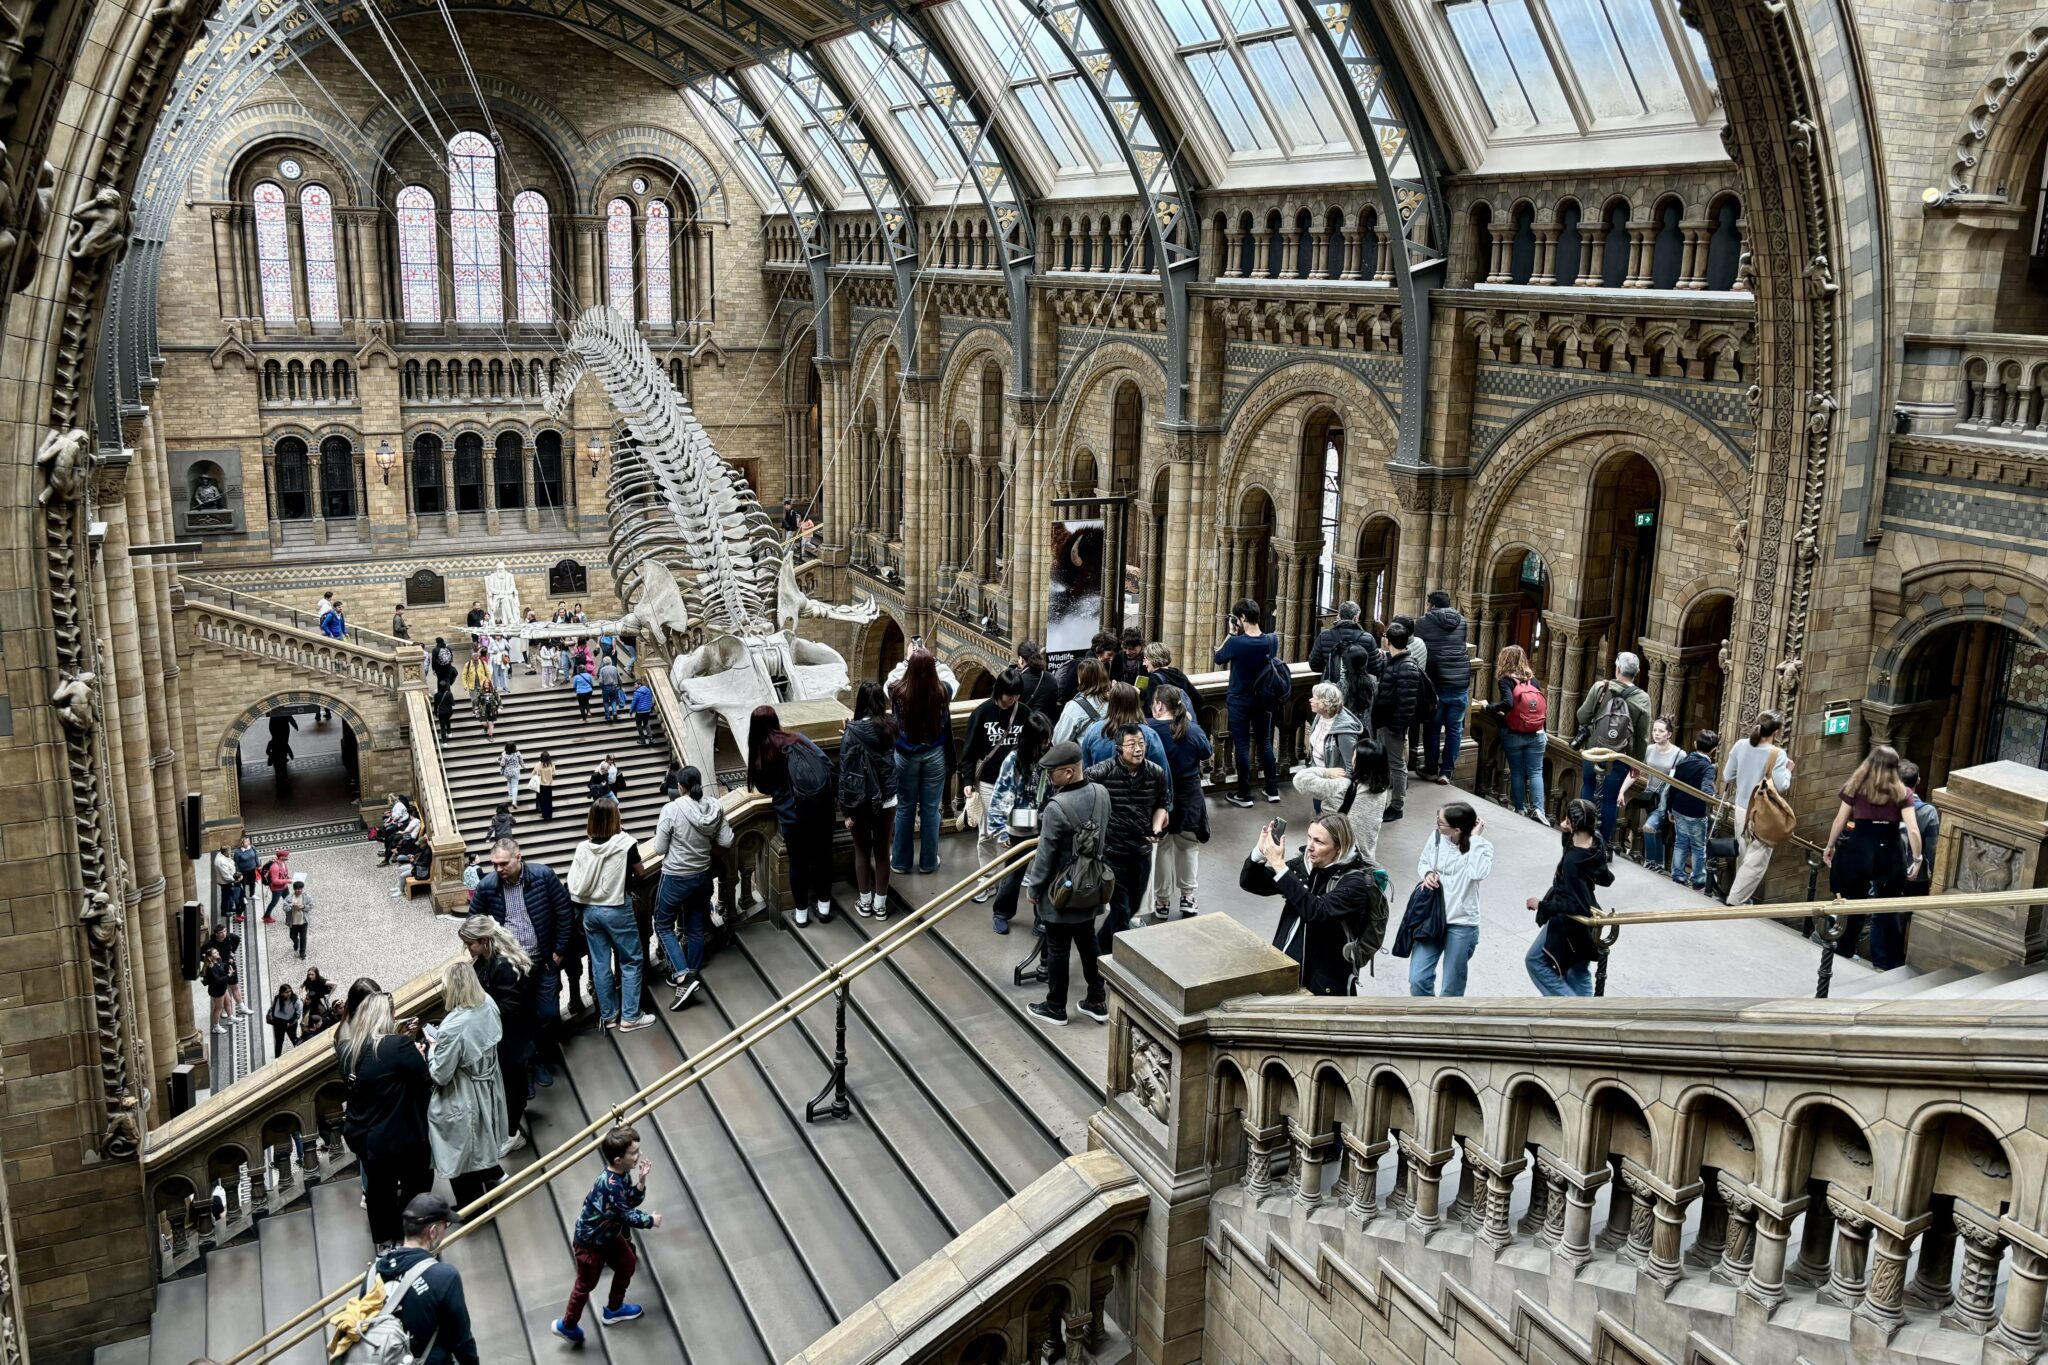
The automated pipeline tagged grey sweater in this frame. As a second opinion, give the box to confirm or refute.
[651,794,733,877]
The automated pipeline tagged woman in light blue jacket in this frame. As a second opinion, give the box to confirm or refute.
[427,956,509,1207]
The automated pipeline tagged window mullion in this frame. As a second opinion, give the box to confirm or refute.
[1516,0,1597,132]
[1648,0,1716,120]
[1225,40,1298,155]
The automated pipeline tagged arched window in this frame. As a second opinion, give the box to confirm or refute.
[494,432,525,509]
[300,184,340,324]
[411,433,445,515]
[253,181,294,325]
[448,131,502,323]
[605,197,635,320]
[275,437,310,520]
[535,431,566,514]
[396,185,440,323]
[319,435,356,520]
[513,190,551,324]
[645,199,673,326]
[453,433,486,512]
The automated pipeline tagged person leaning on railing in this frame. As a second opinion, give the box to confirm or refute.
[1823,744,1924,970]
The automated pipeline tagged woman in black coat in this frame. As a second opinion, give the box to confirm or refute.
[338,988,434,1248]
[1240,814,1384,996]
[1525,798,1615,997]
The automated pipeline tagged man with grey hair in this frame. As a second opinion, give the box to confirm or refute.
[1574,651,1653,844]
[470,837,577,1064]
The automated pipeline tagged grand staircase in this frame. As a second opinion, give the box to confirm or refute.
[97,880,1105,1364]
[436,675,673,869]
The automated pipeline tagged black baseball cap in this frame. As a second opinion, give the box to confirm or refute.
[401,1191,462,1233]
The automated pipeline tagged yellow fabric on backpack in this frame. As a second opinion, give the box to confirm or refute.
[326,1276,387,1360]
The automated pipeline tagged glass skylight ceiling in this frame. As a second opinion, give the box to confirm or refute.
[1441,0,1712,134]
[938,0,1126,179]
[825,31,968,191]
[1144,0,1352,158]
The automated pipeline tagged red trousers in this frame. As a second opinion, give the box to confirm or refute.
[562,1238,637,1326]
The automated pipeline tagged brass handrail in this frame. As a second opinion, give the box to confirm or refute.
[1578,744,1827,858]
[225,839,1040,1365]
[1570,887,2032,927]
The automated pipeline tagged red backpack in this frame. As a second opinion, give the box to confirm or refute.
[1505,678,1548,734]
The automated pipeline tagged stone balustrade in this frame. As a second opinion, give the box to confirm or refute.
[182,575,411,655]
[180,596,408,692]
[789,1152,1147,1365]
[1193,988,2048,1363]
[142,969,448,1280]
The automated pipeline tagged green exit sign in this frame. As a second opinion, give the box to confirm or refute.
[1823,702,1853,737]
[1634,509,1656,528]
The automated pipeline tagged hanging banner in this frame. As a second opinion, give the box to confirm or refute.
[1047,518,1106,674]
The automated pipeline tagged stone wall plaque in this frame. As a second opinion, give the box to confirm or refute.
[169,448,245,536]
[548,558,587,596]
[404,569,446,607]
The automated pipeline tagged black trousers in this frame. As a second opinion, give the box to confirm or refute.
[1097,849,1152,955]
[288,923,307,958]
[783,803,835,908]
[362,1144,435,1245]
[450,1165,503,1210]
[1043,919,1103,1014]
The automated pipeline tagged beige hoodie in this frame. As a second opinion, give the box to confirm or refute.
[567,831,639,906]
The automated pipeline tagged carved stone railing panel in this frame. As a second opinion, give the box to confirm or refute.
[182,598,407,692]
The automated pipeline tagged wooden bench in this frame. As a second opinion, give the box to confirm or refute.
[402,876,433,900]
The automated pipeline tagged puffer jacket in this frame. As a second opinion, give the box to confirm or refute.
[1414,607,1472,693]
[1239,848,1380,996]
[1370,652,1428,733]
[1082,755,1170,856]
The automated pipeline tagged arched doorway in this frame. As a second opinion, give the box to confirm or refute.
[1890,621,2048,787]
[1234,487,1279,630]
[235,701,362,837]
[1581,453,1661,663]
[1677,593,1735,743]
[1490,546,1551,682]
[1296,408,1344,653]
[863,616,906,685]
[1355,516,1398,628]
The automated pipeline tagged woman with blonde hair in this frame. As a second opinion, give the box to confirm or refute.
[460,916,535,1150]
[428,956,510,1207]
[1475,643,1547,820]
[337,985,432,1249]
[1824,743,1924,969]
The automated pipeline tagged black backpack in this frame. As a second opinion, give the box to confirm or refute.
[837,736,880,810]
[1048,786,1115,911]
[1585,683,1638,752]
[1253,651,1292,706]
[786,738,834,802]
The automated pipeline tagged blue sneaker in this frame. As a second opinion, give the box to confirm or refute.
[600,1304,645,1326]
[551,1319,586,1345]
[992,915,1009,935]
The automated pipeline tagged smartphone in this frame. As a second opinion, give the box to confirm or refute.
[395,1015,421,1032]
[1269,817,1288,843]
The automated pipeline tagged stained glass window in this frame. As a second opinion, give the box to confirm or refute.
[300,184,339,324]
[644,199,672,326]
[396,185,440,324]
[513,190,551,324]
[253,181,294,325]
[605,197,635,320]
[448,131,502,323]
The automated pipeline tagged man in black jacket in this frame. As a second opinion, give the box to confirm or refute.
[374,1193,480,1365]
[1413,590,1472,783]
[1022,743,1111,1026]
[1308,601,1374,680]
[1015,641,1062,718]
[1369,621,1427,821]
[1084,724,1169,955]
[471,838,575,1029]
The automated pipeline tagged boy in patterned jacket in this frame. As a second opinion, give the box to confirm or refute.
[552,1125,662,1343]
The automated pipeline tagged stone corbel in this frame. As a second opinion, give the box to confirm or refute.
[207,325,258,372]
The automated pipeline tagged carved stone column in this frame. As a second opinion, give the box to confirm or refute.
[1248,221,1272,278]
[1617,1166,1655,1266]
[1222,225,1244,277]
[1789,1187,1836,1288]
[1242,1121,1286,1197]
[1688,1169,1729,1267]
[1343,1133,1386,1223]
[1991,1235,2048,1358]
[1539,1158,1570,1250]
[1517,1150,1551,1238]
[1744,1193,1807,1312]
[1341,225,1363,280]
[1404,1137,1452,1234]
[1818,1190,1872,1308]
[1290,1118,1330,1207]
[1558,1171,1604,1271]
[1464,1143,1523,1252]
[1946,1205,2005,1334]
[1907,1200,1957,1310]
[1716,1175,1759,1286]
[1859,1227,1911,1335]
[1597,1166,1635,1254]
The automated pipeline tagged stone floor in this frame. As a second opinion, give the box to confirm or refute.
[237,709,360,835]
[891,772,1875,1082]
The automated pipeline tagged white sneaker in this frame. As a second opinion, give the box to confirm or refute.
[855,893,873,918]
[618,1014,657,1032]
[794,905,809,927]
[815,900,833,923]
[214,1024,229,1034]
[500,1132,527,1155]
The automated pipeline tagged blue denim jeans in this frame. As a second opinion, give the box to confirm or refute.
[1669,814,1711,888]
[1423,691,1469,776]
[1408,924,1479,996]
[655,870,712,979]
[1226,696,1277,798]
[1503,729,1547,816]
[1525,935,1591,996]
[601,683,622,721]
[891,746,946,873]
[1580,762,1627,844]
[581,901,643,1022]
[1642,804,1668,866]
